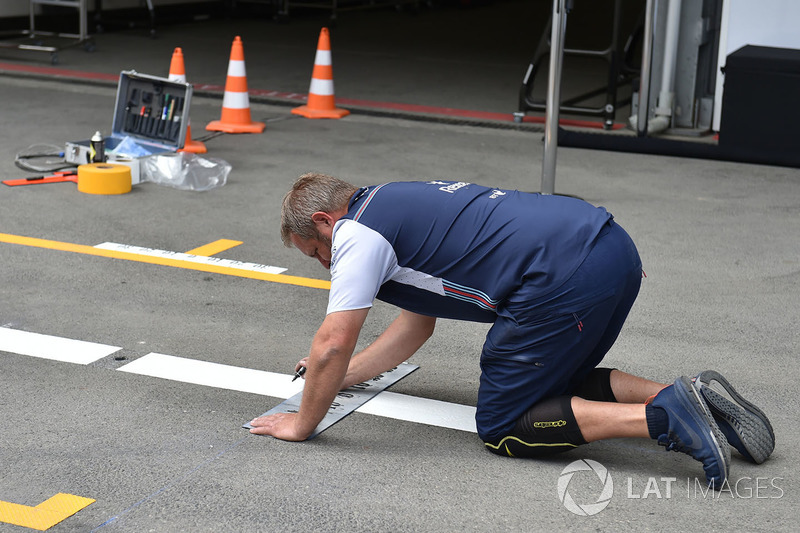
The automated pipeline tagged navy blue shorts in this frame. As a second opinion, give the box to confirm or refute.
[476,220,642,441]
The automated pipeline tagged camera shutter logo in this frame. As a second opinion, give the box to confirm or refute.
[557,459,614,516]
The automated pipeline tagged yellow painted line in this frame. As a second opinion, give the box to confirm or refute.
[0,232,331,290]
[185,239,243,257]
[0,493,95,531]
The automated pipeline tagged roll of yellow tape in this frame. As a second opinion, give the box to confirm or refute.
[77,163,132,195]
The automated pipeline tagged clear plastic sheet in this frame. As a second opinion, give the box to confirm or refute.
[141,152,231,192]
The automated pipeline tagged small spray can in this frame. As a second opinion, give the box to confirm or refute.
[90,131,105,163]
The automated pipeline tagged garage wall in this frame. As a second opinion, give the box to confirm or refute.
[0,0,215,18]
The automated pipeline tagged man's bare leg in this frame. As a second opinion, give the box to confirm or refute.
[609,369,667,403]
[572,370,667,442]
[572,398,649,442]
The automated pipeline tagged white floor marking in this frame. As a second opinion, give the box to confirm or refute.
[4,327,477,434]
[0,328,121,364]
[94,242,287,275]
[119,353,478,433]
[118,353,304,399]
[357,391,477,433]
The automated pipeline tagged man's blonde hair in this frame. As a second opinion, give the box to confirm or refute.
[280,173,359,246]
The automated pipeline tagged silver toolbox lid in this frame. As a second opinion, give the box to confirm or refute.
[109,70,193,153]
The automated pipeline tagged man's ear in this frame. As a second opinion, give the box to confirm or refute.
[311,211,333,229]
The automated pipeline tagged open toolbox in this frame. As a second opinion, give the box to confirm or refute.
[65,70,193,184]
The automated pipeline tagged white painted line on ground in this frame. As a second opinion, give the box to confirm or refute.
[117,352,304,399]
[357,391,477,433]
[0,328,121,364]
[118,353,478,433]
[94,242,288,275]
[4,325,477,433]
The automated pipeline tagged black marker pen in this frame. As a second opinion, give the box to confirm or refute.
[292,366,307,382]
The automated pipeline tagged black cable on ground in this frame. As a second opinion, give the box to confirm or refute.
[14,144,77,173]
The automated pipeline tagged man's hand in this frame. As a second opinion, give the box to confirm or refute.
[248,412,309,441]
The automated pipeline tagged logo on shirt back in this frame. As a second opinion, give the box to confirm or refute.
[428,181,469,194]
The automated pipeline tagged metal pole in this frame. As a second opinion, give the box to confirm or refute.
[636,0,657,137]
[541,0,569,195]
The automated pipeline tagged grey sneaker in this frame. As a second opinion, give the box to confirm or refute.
[694,370,775,464]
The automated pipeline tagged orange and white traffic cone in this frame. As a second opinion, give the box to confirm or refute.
[292,28,349,119]
[168,47,207,154]
[206,36,265,134]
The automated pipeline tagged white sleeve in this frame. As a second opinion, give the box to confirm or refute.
[327,219,398,315]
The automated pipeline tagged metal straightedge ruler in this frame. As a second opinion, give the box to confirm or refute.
[243,363,419,439]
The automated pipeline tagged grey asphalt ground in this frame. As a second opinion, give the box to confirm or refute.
[1,2,798,532]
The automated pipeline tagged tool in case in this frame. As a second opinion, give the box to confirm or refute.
[65,70,193,184]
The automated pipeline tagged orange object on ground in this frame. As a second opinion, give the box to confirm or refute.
[76,163,132,195]
[206,36,265,134]
[168,47,207,153]
[2,170,78,187]
[292,28,350,119]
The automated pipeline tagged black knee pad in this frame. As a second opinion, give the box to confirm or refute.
[571,367,617,402]
[484,396,587,458]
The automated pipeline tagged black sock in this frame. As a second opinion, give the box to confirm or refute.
[645,404,669,439]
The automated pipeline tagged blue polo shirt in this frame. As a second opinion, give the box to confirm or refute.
[326,180,612,321]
